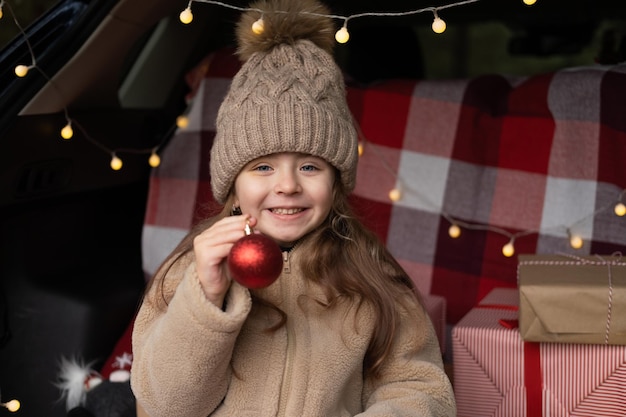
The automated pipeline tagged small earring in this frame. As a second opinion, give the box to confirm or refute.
[231,205,242,216]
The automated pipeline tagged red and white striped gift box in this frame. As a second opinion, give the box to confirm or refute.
[453,288,626,417]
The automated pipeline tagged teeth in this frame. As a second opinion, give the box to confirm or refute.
[272,208,303,215]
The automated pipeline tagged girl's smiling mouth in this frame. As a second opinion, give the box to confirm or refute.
[270,208,305,215]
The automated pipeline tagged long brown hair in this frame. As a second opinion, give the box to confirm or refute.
[299,181,420,378]
[144,178,420,379]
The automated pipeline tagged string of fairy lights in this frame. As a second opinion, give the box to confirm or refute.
[3,0,501,172]
[1,0,624,260]
[0,0,624,410]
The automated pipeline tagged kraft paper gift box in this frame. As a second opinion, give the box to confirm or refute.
[517,254,626,345]
[452,287,626,417]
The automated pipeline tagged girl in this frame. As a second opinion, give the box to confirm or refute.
[130,1,456,416]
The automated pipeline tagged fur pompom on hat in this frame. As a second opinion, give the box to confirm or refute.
[210,0,359,204]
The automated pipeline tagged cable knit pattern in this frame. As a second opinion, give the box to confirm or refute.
[131,249,456,416]
[209,0,358,203]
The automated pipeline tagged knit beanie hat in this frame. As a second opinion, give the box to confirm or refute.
[210,0,359,204]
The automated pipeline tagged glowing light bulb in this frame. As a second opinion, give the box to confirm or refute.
[149,152,161,168]
[388,188,402,202]
[358,142,364,156]
[176,115,189,129]
[615,202,626,217]
[448,224,461,238]
[569,235,583,249]
[179,7,193,24]
[61,123,73,139]
[15,65,29,77]
[432,17,446,34]
[252,18,264,34]
[522,0,537,5]
[4,399,20,412]
[0,7,4,20]
[335,27,349,44]
[110,155,123,171]
[502,241,515,257]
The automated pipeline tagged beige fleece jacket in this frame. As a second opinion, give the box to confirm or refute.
[131,248,456,417]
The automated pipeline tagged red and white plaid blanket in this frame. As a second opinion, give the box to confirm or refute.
[143,47,626,324]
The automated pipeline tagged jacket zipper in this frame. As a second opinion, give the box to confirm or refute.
[282,250,291,274]
[277,249,295,416]
[277,318,295,416]
[282,243,298,274]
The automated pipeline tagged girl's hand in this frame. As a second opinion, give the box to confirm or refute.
[193,215,256,308]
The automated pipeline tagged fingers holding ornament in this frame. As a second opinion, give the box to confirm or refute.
[193,215,255,305]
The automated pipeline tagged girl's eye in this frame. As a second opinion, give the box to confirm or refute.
[253,164,272,172]
[301,164,319,172]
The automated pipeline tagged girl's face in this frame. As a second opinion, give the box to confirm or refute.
[233,152,335,247]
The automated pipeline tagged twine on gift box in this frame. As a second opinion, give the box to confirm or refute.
[598,254,615,344]
[557,252,623,345]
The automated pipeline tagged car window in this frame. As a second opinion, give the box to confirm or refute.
[0,0,62,49]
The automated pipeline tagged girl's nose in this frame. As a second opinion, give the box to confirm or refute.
[274,170,301,194]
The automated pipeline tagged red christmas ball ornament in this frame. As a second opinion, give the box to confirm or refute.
[227,224,283,289]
